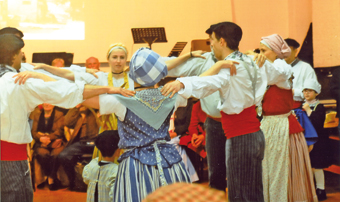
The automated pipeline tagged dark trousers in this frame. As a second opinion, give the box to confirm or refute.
[204,117,227,191]
[1,160,33,202]
[34,145,64,179]
[58,141,95,187]
[226,130,265,202]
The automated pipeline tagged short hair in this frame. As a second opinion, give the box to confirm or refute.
[0,27,24,38]
[0,34,25,67]
[284,38,300,49]
[206,22,242,50]
[95,130,120,157]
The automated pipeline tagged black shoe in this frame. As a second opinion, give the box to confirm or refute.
[48,179,60,191]
[37,181,46,189]
[316,188,327,201]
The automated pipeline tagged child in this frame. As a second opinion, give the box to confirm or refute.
[82,130,120,202]
[83,47,191,202]
[302,79,332,201]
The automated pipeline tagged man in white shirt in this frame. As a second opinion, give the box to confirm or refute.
[0,34,134,202]
[284,38,318,107]
[161,22,292,202]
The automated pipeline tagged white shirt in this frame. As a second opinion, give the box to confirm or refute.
[98,93,188,120]
[165,52,222,118]
[177,57,292,115]
[0,66,85,144]
[290,59,317,101]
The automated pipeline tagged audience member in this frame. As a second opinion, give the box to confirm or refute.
[85,57,100,70]
[31,103,65,190]
[83,130,119,202]
[58,104,100,190]
[51,58,65,68]
[0,27,24,38]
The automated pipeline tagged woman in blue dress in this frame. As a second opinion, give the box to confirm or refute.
[83,47,191,202]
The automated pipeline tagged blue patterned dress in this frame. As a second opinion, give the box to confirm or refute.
[99,88,191,202]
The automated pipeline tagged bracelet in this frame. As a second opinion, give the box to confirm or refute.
[190,51,193,57]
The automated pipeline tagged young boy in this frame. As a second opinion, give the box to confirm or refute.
[82,130,120,202]
[302,79,332,201]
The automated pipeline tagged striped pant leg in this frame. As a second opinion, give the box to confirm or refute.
[226,130,265,202]
[1,160,33,202]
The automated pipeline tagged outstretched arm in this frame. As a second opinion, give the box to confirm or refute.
[165,51,206,71]
[83,85,135,100]
[33,63,75,81]
[200,60,238,77]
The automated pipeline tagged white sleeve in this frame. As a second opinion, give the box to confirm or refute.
[264,59,292,89]
[22,78,85,110]
[99,94,126,120]
[177,70,229,99]
[174,94,188,111]
[68,65,86,72]
[166,52,214,77]
[74,71,102,85]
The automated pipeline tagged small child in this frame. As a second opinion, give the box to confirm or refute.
[82,130,120,202]
[302,79,332,201]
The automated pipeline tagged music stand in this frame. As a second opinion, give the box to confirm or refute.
[131,27,167,49]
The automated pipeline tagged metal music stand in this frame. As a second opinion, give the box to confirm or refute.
[131,27,167,49]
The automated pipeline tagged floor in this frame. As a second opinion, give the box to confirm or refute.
[33,168,340,202]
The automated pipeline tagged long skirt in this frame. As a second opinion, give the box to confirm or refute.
[112,157,191,202]
[261,113,290,202]
[261,113,318,202]
[288,132,318,202]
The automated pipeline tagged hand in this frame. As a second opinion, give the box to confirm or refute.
[40,136,51,145]
[86,68,99,78]
[190,50,206,59]
[169,132,177,139]
[191,133,198,148]
[52,139,62,148]
[31,63,50,70]
[253,53,266,67]
[302,103,310,111]
[220,60,239,76]
[160,80,184,98]
[194,134,204,147]
[107,87,135,97]
[12,71,44,85]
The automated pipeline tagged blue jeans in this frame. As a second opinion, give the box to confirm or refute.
[204,117,226,191]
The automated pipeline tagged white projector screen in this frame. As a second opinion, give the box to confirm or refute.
[0,0,85,40]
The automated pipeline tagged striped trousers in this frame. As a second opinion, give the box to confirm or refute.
[226,130,265,202]
[1,160,33,202]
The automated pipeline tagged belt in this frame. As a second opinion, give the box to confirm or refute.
[125,140,168,186]
[207,115,221,122]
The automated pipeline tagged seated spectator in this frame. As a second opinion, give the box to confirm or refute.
[180,100,207,158]
[51,58,65,68]
[82,130,119,202]
[58,104,99,190]
[85,57,100,70]
[31,103,65,190]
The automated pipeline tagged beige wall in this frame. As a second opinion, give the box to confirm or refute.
[9,0,340,68]
[22,0,232,63]
[313,0,340,67]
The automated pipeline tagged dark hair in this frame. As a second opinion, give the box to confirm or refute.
[284,38,300,49]
[0,34,25,67]
[0,27,24,38]
[206,22,242,50]
[95,130,120,157]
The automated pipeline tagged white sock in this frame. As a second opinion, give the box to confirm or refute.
[313,169,325,190]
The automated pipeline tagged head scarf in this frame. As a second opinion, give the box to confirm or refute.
[129,47,167,87]
[106,43,128,59]
[261,34,291,59]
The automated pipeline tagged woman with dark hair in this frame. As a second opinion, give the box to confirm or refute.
[31,103,65,190]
